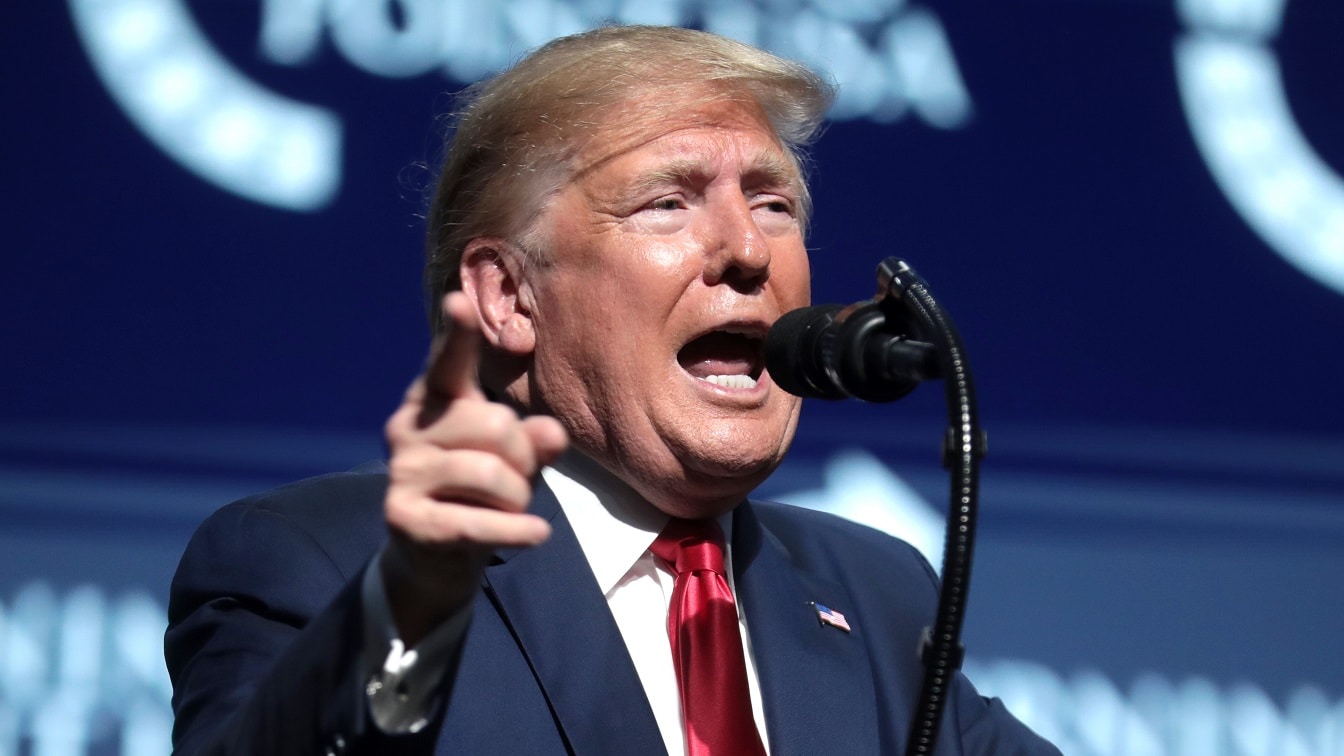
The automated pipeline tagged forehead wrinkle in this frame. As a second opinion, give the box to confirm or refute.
[571,99,800,188]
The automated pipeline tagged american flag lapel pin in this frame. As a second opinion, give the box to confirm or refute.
[810,602,852,633]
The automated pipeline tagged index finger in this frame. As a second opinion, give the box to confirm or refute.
[425,291,486,402]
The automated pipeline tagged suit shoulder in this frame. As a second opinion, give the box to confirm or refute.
[749,499,929,554]
[180,467,388,589]
[747,500,940,589]
[227,465,388,519]
[219,464,384,532]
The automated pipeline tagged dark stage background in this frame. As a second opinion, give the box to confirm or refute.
[3,1,1342,754]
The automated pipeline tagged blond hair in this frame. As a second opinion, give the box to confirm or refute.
[423,24,835,331]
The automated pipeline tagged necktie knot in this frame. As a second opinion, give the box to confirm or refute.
[651,518,725,575]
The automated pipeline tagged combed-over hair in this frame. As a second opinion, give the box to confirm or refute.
[423,24,835,331]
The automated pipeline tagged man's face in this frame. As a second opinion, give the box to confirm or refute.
[522,100,811,517]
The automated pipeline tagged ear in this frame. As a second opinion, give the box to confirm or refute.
[459,238,536,356]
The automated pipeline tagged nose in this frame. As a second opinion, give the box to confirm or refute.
[703,194,771,292]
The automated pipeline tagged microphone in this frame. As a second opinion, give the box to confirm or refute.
[764,300,941,402]
[767,258,983,756]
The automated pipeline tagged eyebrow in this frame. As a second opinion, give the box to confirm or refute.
[626,150,803,198]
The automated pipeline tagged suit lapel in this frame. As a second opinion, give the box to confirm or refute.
[733,502,880,756]
[483,484,666,756]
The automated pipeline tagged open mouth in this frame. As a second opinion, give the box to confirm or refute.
[676,326,766,390]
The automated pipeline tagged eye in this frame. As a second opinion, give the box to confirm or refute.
[752,195,795,217]
[628,194,691,234]
[751,193,799,235]
[646,196,683,212]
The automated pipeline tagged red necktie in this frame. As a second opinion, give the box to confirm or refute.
[651,519,766,756]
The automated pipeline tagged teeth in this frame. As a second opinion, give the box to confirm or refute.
[703,374,758,389]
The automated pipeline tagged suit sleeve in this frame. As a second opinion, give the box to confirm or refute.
[164,499,447,756]
[947,669,1062,755]
[897,538,1064,747]
[899,538,1062,755]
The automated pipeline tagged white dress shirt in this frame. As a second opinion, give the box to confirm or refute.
[542,453,771,756]
[361,451,771,755]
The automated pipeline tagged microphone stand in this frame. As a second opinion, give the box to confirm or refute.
[860,258,986,756]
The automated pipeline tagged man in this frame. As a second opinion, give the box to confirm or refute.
[166,25,1059,755]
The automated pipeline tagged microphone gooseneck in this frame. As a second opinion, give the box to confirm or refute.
[765,258,984,756]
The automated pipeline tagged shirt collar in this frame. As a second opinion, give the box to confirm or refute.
[540,451,736,595]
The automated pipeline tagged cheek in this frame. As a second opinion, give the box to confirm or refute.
[629,238,705,288]
[774,245,812,308]
[533,279,650,392]
[570,230,697,298]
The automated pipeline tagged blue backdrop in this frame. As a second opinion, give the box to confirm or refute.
[3,1,1342,754]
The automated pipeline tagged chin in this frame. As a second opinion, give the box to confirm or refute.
[626,413,799,515]
[679,443,784,500]
[616,442,779,518]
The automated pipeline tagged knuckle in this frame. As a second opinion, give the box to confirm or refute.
[452,515,480,544]
[384,491,416,531]
[428,506,471,544]
[474,403,519,440]
[387,451,429,483]
[434,453,516,510]
[471,454,511,494]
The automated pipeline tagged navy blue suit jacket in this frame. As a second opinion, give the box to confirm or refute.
[166,468,1059,755]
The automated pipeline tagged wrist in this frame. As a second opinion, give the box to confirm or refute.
[378,539,480,647]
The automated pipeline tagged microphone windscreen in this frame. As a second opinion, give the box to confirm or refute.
[765,305,844,399]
